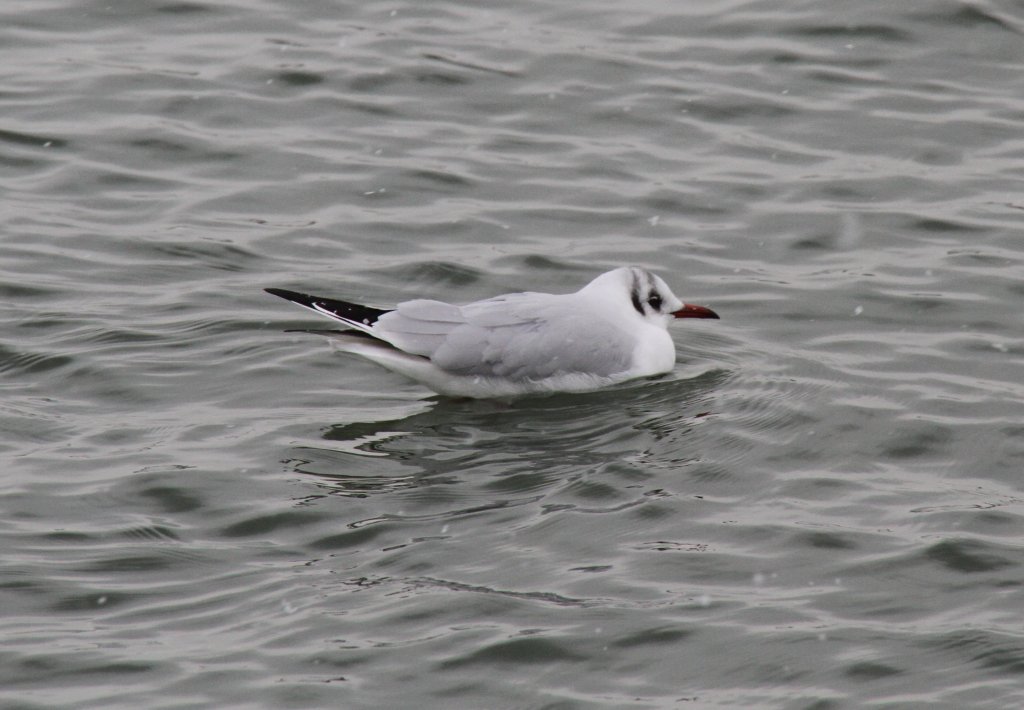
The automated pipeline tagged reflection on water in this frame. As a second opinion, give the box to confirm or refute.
[291,369,729,505]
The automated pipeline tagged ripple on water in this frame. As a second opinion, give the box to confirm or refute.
[3,0,1024,706]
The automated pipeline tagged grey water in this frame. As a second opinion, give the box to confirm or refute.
[3,1,1024,708]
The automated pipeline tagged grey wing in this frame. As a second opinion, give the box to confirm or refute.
[372,293,548,359]
[431,294,634,380]
[372,299,467,356]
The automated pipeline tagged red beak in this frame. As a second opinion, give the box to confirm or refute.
[671,303,720,319]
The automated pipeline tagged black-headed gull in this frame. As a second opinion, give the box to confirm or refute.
[265,266,718,398]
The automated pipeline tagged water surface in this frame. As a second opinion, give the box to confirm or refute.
[3,1,1024,708]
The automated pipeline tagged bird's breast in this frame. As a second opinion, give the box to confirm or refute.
[629,327,676,377]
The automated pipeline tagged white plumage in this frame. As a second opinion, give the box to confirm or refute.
[266,266,718,398]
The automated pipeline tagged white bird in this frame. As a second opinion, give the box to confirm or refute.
[265,266,719,398]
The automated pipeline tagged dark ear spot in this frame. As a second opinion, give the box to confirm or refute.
[630,279,644,315]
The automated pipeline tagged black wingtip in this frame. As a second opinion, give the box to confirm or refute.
[264,287,392,326]
[264,287,323,311]
[265,287,305,301]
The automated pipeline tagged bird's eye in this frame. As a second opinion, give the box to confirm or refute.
[647,293,662,310]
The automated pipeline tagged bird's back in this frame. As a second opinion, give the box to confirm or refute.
[373,292,635,380]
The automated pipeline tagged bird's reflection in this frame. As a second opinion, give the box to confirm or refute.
[287,368,730,503]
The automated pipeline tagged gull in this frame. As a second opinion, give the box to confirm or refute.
[265,266,719,398]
